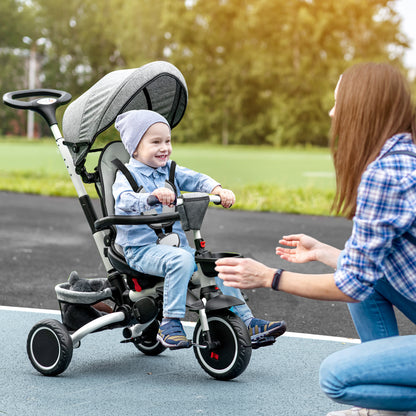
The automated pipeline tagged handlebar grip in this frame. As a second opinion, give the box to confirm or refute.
[147,194,178,206]
[210,195,222,205]
[147,195,160,206]
[3,88,72,126]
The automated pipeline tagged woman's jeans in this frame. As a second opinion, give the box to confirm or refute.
[319,335,416,411]
[124,244,253,322]
[347,277,416,342]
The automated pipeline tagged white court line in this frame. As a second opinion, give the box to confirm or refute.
[0,305,61,315]
[0,305,360,344]
[283,331,359,344]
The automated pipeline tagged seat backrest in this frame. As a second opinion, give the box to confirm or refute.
[97,141,129,217]
[96,140,166,288]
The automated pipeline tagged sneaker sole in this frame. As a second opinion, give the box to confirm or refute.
[250,321,287,342]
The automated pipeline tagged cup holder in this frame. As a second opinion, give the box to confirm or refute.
[196,251,242,277]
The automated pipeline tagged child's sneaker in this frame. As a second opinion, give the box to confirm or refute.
[248,318,286,345]
[326,408,411,416]
[157,319,192,349]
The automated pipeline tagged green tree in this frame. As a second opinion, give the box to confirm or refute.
[33,0,169,95]
[1,0,409,145]
[0,0,38,135]
[163,0,407,146]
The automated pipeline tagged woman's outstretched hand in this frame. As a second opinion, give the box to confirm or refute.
[276,234,321,263]
[276,234,340,269]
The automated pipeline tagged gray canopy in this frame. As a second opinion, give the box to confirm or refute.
[62,61,188,168]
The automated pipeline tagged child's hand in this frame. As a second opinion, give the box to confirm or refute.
[212,186,235,208]
[151,188,176,206]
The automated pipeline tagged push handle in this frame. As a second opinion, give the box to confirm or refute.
[3,88,72,126]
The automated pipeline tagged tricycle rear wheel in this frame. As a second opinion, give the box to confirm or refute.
[27,319,73,376]
[133,320,166,356]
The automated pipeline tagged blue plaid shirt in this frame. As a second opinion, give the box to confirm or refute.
[335,133,416,302]
[112,158,220,248]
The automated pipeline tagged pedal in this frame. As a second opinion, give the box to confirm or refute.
[251,335,276,350]
[120,338,134,344]
[191,342,208,349]
[168,343,193,350]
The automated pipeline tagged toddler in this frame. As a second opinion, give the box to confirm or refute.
[113,110,286,349]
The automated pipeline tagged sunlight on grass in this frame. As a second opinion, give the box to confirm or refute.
[0,139,336,216]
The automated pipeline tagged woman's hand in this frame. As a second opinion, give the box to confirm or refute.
[151,188,176,206]
[215,257,275,289]
[215,256,355,302]
[276,234,321,264]
[276,234,340,269]
[211,186,236,208]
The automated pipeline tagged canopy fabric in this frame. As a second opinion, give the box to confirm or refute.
[62,61,188,168]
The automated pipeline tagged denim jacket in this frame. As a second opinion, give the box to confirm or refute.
[112,158,220,249]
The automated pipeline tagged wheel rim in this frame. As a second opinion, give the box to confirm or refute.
[29,326,61,370]
[194,316,238,374]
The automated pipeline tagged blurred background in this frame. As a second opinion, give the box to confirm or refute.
[1,0,415,147]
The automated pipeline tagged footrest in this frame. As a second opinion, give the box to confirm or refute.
[251,335,276,350]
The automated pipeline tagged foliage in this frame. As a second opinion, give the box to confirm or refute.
[0,0,410,147]
[163,0,406,146]
[0,0,38,135]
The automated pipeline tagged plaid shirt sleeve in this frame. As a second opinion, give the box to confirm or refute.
[334,162,416,301]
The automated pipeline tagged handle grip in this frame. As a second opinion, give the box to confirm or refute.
[147,195,160,206]
[3,88,72,126]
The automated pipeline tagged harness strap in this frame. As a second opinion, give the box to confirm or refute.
[161,161,176,234]
[379,149,416,245]
[167,160,177,191]
[112,158,142,193]
[112,158,177,237]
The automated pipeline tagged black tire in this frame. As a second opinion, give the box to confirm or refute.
[133,320,166,356]
[193,312,252,380]
[27,319,73,376]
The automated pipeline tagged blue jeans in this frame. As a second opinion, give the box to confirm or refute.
[124,244,253,322]
[319,335,416,411]
[348,277,416,342]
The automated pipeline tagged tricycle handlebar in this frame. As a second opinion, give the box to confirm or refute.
[3,88,72,126]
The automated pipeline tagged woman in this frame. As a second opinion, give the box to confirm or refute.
[215,63,416,415]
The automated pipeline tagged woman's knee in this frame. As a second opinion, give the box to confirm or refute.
[319,353,347,401]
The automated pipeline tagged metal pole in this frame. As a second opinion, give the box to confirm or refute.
[27,44,36,139]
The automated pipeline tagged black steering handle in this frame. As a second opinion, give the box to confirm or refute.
[3,88,72,126]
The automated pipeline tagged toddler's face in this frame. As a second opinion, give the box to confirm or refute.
[133,123,172,168]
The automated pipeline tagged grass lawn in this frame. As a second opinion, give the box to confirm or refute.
[0,138,336,216]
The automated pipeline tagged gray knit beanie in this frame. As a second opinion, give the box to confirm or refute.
[115,110,170,156]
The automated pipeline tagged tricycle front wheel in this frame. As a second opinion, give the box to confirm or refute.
[193,312,251,380]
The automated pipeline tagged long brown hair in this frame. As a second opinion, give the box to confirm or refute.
[330,62,416,219]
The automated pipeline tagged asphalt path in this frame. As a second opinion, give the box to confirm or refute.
[1,307,355,416]
[1,191,415,338]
